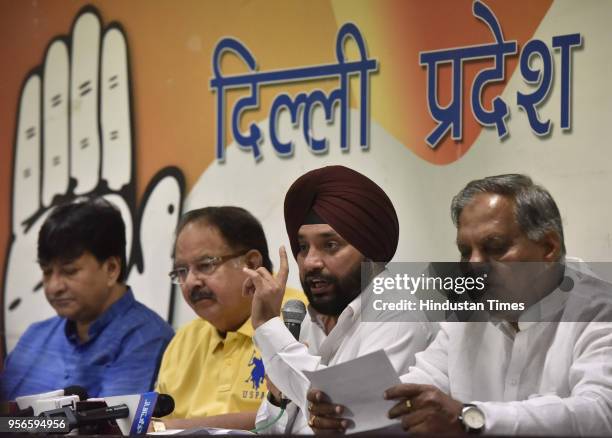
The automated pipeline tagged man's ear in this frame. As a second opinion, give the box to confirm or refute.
[104,256,122,285]
[244,249,263,270]
[539,231,563,262]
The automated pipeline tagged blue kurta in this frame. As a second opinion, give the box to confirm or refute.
[2,289,174,399]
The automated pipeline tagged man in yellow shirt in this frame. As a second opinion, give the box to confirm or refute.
[154,206,303,430]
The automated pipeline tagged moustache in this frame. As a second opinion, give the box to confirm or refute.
[190,287,215,304]
[304,271,336,285]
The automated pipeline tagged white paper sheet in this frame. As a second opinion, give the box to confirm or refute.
[303,350,402,434]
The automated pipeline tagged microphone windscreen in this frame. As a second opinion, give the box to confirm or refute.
[153,394,174,417]
[282,299,307,325]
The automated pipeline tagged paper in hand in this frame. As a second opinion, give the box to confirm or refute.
[303,350,402,434]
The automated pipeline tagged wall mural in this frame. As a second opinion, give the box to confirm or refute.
[2,7,185,354]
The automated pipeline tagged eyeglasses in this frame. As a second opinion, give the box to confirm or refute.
[169,251,247,284]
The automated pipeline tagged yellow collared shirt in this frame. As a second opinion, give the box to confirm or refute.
[155,287,305,419]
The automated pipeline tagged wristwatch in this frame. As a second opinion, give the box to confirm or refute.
[459,404,485,434]
[267,390,290,409]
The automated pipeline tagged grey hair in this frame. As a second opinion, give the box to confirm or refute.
[450,174,566,256]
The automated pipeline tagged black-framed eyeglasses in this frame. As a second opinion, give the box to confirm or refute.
[168,251,248,284]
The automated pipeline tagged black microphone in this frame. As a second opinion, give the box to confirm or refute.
[76,404,129,424]
[281,299,306,341]
[279,300,307,432]
[40,403,129,432]
[153,394,174,417]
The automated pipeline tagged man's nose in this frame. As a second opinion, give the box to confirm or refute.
[468,249,486,264]
[44,271,65,295]
[464,250,491,280]
[184,266,205,288]
[301,247,325,271]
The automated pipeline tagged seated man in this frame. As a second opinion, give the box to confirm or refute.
[1,198,174,399]
[154,206,304,431]
[246,165,438,434]
[308,174,612,435]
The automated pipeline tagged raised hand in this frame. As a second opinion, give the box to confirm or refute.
[3,7,184,352]
[243,246,289,329]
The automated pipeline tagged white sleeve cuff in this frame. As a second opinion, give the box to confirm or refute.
[254,317,299,362]
[474,401,518,435]
[255,398,288,434]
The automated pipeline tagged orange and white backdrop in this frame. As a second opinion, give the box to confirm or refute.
[1,0,611,357]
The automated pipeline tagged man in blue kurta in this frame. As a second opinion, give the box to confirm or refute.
[1,198,174,399]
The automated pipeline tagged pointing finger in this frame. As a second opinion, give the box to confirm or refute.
[125,170,183,318]
[13,73,41,233]
[277,246,289,287]
[42,39,70,207]
[70,11,102,194]
[101,26,131,191]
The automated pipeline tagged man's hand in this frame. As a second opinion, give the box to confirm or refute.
[243,246,289,329]
[306,388,349,434]
[385,383,464,434]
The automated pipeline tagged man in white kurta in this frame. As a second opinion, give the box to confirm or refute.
[307,174,612,435]
[255,295,436,433]
[397,264,612,435]
[243,166,438,434]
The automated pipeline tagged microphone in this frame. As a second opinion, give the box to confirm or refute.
[13,386,89,416]
[282,299,306,340]
[104,392,174,435]
[14,391,172,435]
[38,393,173,435]
[63,385,88,402]
[77,404,130,423]
[15,385,88,410]
[153,393,174,418]
[39,403,129,432]
[279,300,307,433]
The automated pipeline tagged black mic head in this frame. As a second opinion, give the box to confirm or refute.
[281,299,307,325]
[64,385,88,401]
[153,394,174,418]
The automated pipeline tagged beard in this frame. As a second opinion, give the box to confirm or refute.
[301,261,364,316]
